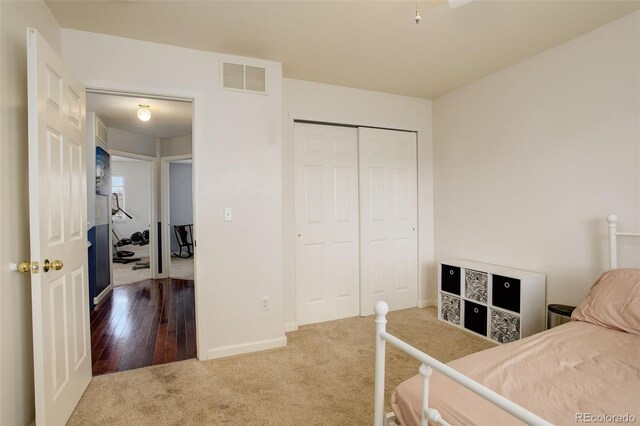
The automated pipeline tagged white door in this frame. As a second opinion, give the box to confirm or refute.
[359,127,418,316]
[27,28,91,425]
[294,123,360,325]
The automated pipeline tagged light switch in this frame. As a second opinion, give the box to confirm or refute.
[224,207,233,222]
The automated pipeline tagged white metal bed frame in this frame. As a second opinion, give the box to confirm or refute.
[607,214,640,269]
[374,214,640,426]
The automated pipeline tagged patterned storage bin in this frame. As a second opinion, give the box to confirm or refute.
[465,269,488,303]
[490,309,521,343]
[441,294,461,325]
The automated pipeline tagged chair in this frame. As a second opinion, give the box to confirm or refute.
[173,224,194,258]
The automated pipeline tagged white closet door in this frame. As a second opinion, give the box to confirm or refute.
[294,123,360,325]
[359,127,418,316]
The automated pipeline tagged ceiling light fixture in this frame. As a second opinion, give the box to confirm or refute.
[415,1,421,24]
[137,104,151,121]
[448,0,474,8]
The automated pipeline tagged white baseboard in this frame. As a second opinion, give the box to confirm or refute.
[206,336,287,360]
[93,284,113,305]
[418,299,437,308]
[284,322,298,332]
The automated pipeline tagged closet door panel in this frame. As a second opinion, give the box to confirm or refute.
[359,127,418,315]
[294,123,360,325]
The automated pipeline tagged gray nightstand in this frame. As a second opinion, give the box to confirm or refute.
[547,304,576,329]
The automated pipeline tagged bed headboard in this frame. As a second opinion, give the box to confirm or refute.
[607,214,640,269]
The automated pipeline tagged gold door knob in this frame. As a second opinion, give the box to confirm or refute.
[18,262,31,273]
[43,259,63,272]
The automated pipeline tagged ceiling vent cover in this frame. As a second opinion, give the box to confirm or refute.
[221,61,267,94]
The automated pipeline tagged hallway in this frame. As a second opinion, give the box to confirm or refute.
[90,279,196,376]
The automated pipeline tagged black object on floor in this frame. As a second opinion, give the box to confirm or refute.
[173,224,194,258]
[113,257,141,264]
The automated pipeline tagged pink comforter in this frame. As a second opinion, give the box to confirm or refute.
[391,321,640,425]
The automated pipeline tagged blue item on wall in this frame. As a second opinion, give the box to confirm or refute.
[87,224,111,310]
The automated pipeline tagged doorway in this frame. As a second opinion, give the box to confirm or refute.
[162,156,195,281]
[86,91,196,375]
[111,154,153,286]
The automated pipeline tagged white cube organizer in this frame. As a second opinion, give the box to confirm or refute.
[438,260,546,344]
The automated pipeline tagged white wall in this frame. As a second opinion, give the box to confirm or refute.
[433,11,640,306]
[160,134,192,157]
[112,159,152,251]
[0,2,61,424]
[62,30,285,359]
[282,78,433,329]
[169,162,193,252]
[108,127,156,157]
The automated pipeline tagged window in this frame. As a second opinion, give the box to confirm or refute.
[112,175,126,219]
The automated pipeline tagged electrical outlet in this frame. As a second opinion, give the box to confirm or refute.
[261,296,270,311]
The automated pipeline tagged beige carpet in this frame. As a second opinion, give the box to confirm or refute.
[68,307,494,425]
[112,257,151,286]
[170,255,194,280]
[113,248,193,285]
[113,245,151,286]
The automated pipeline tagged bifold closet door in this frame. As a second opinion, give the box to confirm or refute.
[294,123,360,325]
[359,127,418,316]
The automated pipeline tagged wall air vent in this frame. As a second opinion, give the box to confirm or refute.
[221,61,267,94]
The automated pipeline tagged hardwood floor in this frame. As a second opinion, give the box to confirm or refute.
[90,278,196,376]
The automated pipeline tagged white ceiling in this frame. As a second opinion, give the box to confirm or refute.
[48,1,639,99]
[86,93,192,139]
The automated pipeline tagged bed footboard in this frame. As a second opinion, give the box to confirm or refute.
[373,301,551,426]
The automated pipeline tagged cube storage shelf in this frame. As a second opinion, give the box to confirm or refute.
[438,260,546,344]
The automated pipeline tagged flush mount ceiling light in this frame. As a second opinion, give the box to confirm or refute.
[414,0,473,23]
[137,104,151,121]
[448,0,474,8]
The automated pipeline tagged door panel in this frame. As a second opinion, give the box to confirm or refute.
[304,166,323,223]
[359,127,418,315]
[69,141,83,240]
[28,28,91,425]
[294,123,359,325]
[71,266,87,368]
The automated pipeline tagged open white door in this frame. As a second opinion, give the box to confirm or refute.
[359,127,418,316]
[27,28,91,425]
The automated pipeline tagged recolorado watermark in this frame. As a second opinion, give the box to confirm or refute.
[576,413,637,424]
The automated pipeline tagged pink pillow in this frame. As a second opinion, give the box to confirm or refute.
[572,268,640,335]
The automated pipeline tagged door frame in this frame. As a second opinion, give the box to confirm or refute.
[108,149,158,287]
[160,154,193,279]
[83,80,205,359]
